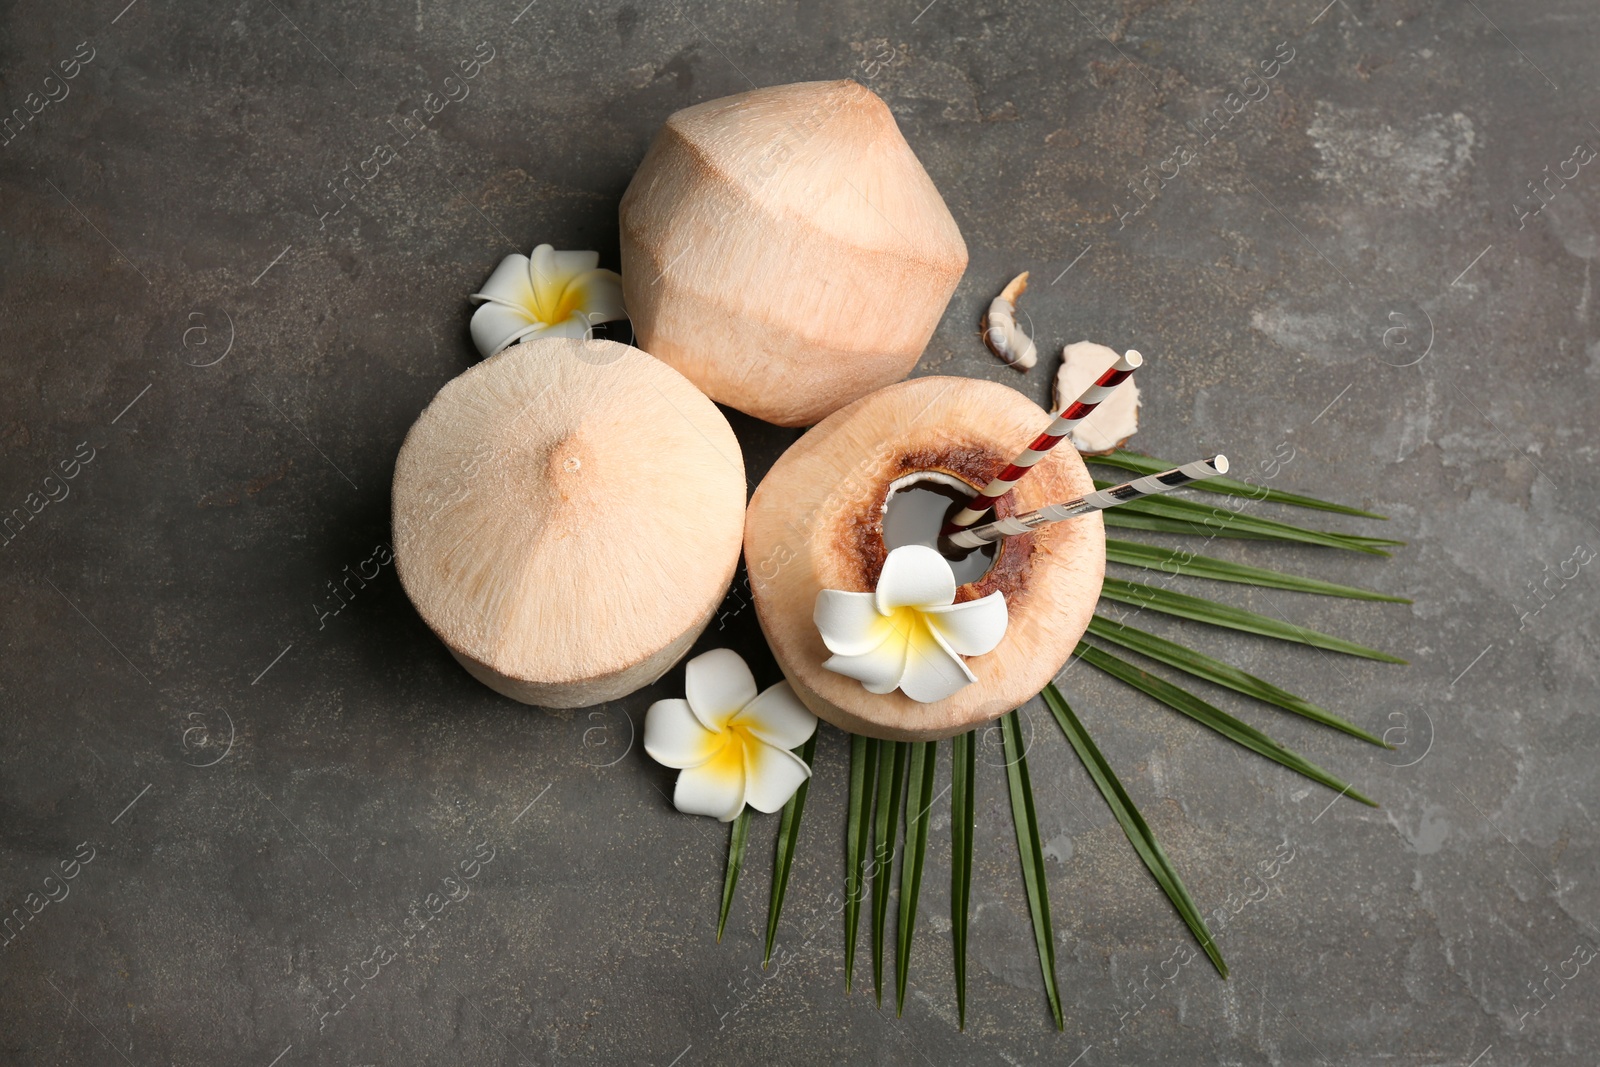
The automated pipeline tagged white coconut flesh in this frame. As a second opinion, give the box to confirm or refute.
[1053,340,1142,454]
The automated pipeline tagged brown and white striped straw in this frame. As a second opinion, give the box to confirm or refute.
[944,455,1229,550]
[942,349,1143,534]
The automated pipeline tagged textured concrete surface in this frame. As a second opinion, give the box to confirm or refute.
[2,0,1597,1063]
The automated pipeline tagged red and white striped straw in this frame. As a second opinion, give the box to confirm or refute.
[945,455,1229,550]
[942,349,1143,534]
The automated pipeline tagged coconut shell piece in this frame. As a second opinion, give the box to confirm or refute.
[982,271,1037,370]
[1053,341,1142,453]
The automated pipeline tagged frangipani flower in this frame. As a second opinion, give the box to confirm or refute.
[468,243,626,358]
[815,544,1008,703]
[644,649,818,822]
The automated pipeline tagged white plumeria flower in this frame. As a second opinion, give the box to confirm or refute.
[815,544,1008,703]
[468,243,626,358]
[644,649,818,822]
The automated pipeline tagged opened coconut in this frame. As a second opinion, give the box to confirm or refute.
[744,375,1105,740]
[619,80,969,428]
[393,337,746,708]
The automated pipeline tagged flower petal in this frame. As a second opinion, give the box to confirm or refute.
[546,247,600,276]
[684,648,758,728]
[923,590,1009,657]
[735,681,817,750]
[896,621,977,703]
[470,253,536,308]
[526,244,580,318]
[814,589,893,656]
[470,300,541,358]
[643,698,722,770]
[875,544,957,614]
[742,738,813,814]
[673,758,746,822]
[823,631,908,695]
[563,268,627,327]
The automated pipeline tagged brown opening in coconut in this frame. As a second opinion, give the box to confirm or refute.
[839,461,1035,612]
[879,471,999,585]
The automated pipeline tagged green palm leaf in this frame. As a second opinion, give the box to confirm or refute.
[1091,450,1387,518]
[1001,709,1064,1029]
[1105,511,1286,541]
[1104,512,1401,553]
[844,734,878,992]
[871,740,908,1006]
[1042,683,1227,978]
[1094,483,1405,554]
[718,807,751,942]
[896,740,937,1016]
[1099,577,1407,663]
[950,730,976,1030]
[1076,642,1376,807]
[1105,538,1410,602]
[1086,616,1387,746]
[764,731,820,966]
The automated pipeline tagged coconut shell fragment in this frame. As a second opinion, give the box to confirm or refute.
[982,271,1037,370]
[1053,341,1142,453]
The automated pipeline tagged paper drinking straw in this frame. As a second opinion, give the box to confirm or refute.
[945,455,1229,550]
[942,349,1143,534]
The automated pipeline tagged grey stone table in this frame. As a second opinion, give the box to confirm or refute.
[2,1,1596,1063]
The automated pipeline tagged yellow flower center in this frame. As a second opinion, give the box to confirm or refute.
[700,718,758,782]
[530,280,584,327]
[882,605,941,659]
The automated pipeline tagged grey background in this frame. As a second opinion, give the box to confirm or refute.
[1,0,1595,1064]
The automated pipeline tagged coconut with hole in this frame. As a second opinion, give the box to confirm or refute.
[744,375,1105,741]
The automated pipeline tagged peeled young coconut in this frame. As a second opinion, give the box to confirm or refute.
[619,80,969,428]
[744,376,1105,741]
[1054,341,1141,453]
[392,337,746,708]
